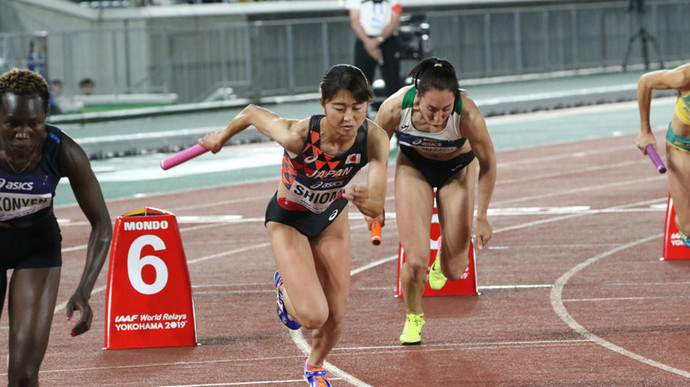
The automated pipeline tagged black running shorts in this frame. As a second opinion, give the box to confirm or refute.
[400,146,475,188]
[0,215,62,270]
[265,192,348,239]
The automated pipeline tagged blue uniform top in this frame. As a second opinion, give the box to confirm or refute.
[0,124,61,224]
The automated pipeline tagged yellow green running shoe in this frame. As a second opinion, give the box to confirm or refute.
[399,313,425,345]
[428,237,447,290]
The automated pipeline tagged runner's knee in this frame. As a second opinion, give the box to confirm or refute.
[444,254,469,281]
[403,257,429,281]
[443,245,470,281]
[293,301,329,329]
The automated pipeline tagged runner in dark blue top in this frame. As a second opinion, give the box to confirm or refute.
[0,69,112,386]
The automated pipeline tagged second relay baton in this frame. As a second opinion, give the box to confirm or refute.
[646,145,667,174]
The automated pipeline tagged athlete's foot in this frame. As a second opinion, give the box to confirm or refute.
[428,237,448,290]
[399,313,425,345]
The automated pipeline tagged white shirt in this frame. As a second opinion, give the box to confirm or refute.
[346,0,401,36]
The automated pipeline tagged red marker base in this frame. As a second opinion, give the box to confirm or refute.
[105,207,197,349]
[395,191,478,297]
[662,194,690,260]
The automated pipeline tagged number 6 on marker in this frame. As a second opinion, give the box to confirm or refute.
[127,234,169,295]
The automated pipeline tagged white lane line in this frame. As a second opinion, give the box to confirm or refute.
[159,379,341,386]
[31,353,336,376]
[192,290,273,295]
[498,160,644,184]
[495,175,661,205]
[564,295,689,303]
[550,233,690,379]
[479,284,552,290]
[54,205,666,228]
[497,143,635,168]
[334,339,593,354]
[32,338,592,380]
[159,379,327,386]
[284,256,403,387]
[290,329,373,387]
[351,255,398,276]
[493,197,664,234]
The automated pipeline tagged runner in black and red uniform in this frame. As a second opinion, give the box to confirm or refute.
[199,64,389,387]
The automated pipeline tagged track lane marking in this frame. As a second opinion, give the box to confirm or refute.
[550,233,690,378]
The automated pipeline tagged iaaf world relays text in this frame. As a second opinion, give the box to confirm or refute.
[114,313,189,331]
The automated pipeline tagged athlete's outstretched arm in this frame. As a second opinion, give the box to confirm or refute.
[199,104,309,156]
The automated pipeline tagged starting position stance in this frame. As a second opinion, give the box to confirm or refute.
[374,58,496,345]
[0,69,112,386]
[199,64,389,386]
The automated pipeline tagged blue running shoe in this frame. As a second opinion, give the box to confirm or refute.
[274,270,301,330]
[304,363,332,387]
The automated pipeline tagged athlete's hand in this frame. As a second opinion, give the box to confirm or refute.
[198,131,225,154]
[473,217,493,250]
[66,293,94,337]
[343,185,369,209]
[636,131,657,155]
[364,211,385,229]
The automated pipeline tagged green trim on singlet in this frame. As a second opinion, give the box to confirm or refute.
[402,87,416,109]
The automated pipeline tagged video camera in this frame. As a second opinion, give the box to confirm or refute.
[396,13,432,61]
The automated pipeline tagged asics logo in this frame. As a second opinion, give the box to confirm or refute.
[0,178,33,191]
[303,155,319,163]
[310,180,345,189]
[329,209,338,221]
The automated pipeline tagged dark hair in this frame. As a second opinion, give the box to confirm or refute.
[0,68,50,114]
[79,78,94,88]
[408,57,460,102]
[320,64,374,104]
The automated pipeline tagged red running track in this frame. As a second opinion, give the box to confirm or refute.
[3,131,690,386]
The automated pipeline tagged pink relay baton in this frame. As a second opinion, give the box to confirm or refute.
[646,145,667,174]
[160,144,208,170]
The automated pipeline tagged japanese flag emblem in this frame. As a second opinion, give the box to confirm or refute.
[345,153,361,165]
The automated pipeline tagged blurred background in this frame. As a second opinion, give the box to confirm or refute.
[2,1,687,105]
[0,0,687,161]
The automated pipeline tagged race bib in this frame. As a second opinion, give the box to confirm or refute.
[284,178,345,214]
[0,176,54,221]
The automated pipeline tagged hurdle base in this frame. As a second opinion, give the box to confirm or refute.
[396,242,478,297]
[662,195,690,260]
